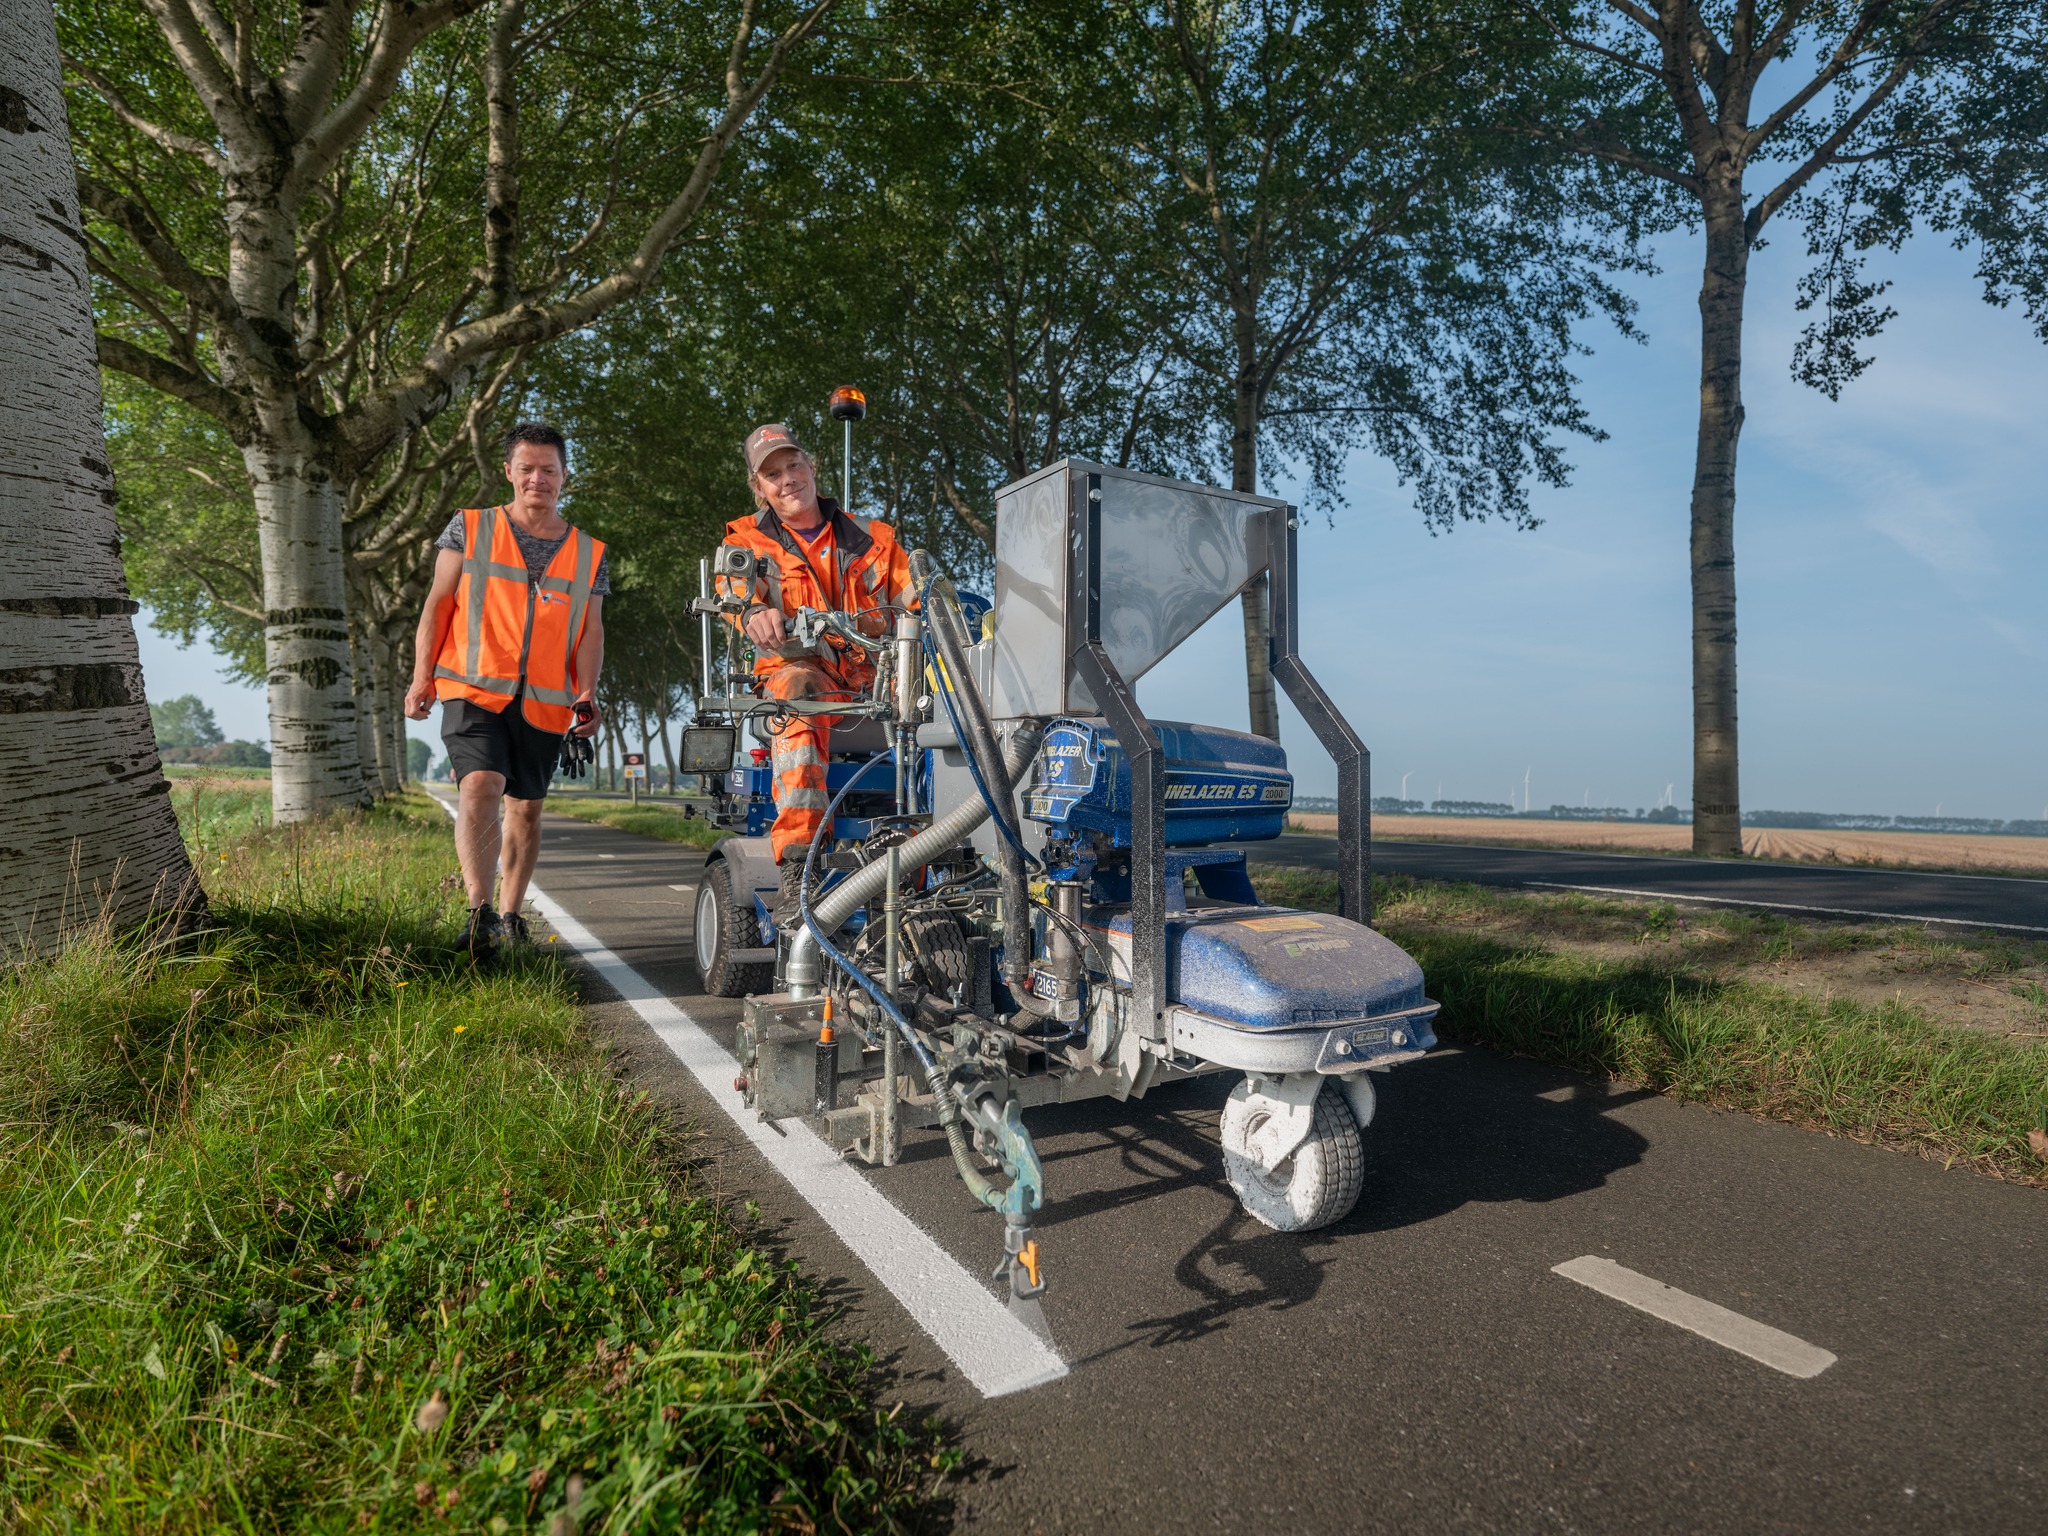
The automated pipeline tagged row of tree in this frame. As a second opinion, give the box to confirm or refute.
[4,0,2044,946]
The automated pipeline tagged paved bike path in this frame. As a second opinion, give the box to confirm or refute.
[513,807,2043,1534]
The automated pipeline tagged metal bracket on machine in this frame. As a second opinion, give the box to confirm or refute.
[1072,475,1169,1039]
[1265,504,1372,925]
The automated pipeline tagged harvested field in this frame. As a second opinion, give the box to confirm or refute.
[1288,812,2048,874]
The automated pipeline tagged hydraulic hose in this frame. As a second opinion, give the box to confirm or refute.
[911,551,1038,1002]
[785,723,1043,998]
[791,754,1018,1214]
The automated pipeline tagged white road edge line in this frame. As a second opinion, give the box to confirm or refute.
[433,797,1067,1398]
[1523,880,2048,936]
[1553,1256,1837,1379]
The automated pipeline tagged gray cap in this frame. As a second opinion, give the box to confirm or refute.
[743,422,806,476]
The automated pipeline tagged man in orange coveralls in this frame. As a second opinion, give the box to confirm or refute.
[719,423,917,928]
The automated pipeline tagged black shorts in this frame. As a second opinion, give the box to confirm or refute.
[441,697,563,800]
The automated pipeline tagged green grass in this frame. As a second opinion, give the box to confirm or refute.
[545,796,730,849]
[165,774,273,856]
[1251,866,2048,1183]
[0,794,941,1531]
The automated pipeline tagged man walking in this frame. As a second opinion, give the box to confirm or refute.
[719,422,916,928]
[405,422,608,954]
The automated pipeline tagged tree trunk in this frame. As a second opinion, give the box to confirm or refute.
[0,0,201,950]
[368,627,403,796]
[384,631,411,788]
[245,423,370,820]
[1230,378,1281,740]
[656,699,677,795]
[1690,206,1748,857]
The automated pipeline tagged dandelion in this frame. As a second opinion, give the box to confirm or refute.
[395,981,409,989]
[415,1390,449,1434]
[454,1025,467,1034]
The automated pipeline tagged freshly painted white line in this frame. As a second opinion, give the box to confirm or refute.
[667,883,693,892]
[1553,1256,1836,1378]
[431,797,1066,1397]
[1523,881,2048,936]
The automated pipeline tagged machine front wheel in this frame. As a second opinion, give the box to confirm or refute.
[1220,1077,1364,1232]
[695,861,774,998]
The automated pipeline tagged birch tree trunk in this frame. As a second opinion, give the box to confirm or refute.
[0,0,200,950]
[1231,378,1280,741]
[1690,201,1748,858]
[243,408,368,819]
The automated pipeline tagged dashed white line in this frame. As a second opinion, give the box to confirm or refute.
[1553,1256,1837,1378]
[667,883,692,892]
[1523,880,2048,936]
[433,797,1066,1397]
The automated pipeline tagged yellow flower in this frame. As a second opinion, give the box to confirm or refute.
[454,1025,467,1033]
[395,981,409,988]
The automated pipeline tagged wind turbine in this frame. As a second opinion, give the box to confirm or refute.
[1401,770,1413,801]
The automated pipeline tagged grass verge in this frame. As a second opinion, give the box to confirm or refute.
[1,793,942,1531]
[1251,866,2048,1184]
[546,796,731,849]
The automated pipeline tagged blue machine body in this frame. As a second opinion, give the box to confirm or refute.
[1025,718,1293,847]
[1094,906,1434,1046]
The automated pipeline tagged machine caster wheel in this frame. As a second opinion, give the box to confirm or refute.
[695,861,773,997]
[1220,1076,1364,1232]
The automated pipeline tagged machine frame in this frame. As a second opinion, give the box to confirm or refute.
[686,457,1437,1308]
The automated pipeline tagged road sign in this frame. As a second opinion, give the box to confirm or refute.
[624,764,647,779]
[624,752,645,766]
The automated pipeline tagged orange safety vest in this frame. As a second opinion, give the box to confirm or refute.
[717,500,916,682]
[433,506,606,733]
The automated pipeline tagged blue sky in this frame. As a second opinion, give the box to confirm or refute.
[136,231,2048,820]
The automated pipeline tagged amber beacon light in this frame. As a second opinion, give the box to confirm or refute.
[828,386,867,510]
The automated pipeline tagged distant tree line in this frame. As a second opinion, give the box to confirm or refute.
[149,695,269,767]
[1328,796,2048,837]
[1746,811,2048,837]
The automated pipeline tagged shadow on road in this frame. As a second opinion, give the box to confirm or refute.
[1038,1047,1652,1363]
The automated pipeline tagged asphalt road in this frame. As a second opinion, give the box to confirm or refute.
[1253,832,2048,934]
[507,808,2043,1534]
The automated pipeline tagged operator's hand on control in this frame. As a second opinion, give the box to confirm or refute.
[403,678,436,721]
[743,604,787,651]
[571,696,600,738]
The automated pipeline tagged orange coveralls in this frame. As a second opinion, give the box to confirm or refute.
[718,501,917,863]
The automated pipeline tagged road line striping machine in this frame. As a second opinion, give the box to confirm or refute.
[685,458,1438,1311]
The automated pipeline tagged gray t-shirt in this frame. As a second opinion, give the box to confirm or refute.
[438,510,610,594]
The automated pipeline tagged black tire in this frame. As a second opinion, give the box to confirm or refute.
[901,911,973,997]
[695,860,774,998]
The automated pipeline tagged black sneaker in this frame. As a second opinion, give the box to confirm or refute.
[501,911,532,946]
[457,904,500,958]
[774,860,809,934]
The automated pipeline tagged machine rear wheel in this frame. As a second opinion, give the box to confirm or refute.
[695,861,773,998]
[1220,1077,1364,1232]
[901,910,973,996]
